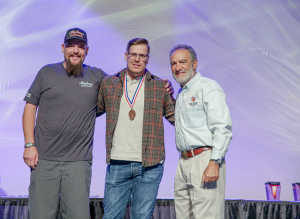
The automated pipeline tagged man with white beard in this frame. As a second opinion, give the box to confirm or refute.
[169,44,233,219]
[22,28,107,219]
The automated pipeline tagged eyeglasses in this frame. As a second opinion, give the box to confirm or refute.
[128,52,149,61]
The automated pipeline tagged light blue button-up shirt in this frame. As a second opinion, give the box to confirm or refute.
[175,72,233,160]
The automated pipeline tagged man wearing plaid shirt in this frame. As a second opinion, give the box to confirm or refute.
[97,38,175,219]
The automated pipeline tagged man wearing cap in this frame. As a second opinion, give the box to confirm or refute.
[97,38,175,219]
[169,44,232,219]
[22,28,107,219]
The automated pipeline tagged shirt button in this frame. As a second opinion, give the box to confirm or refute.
[129,90,131,93]
[178,132,179,134]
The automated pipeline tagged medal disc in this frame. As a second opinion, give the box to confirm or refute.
[129,109,136,121]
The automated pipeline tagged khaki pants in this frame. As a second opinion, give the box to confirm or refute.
[174,150,226,219]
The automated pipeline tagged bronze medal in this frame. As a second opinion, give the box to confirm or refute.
[124,73,145,121]
[129,108,136,121]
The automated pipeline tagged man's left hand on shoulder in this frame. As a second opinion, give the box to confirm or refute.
[163,79,174,95]
[201,160,219,183]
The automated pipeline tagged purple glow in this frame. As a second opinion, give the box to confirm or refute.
[0,0,299,201]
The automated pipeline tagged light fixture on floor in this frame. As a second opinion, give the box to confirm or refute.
[265,182,281,200]
[292,183,300,201]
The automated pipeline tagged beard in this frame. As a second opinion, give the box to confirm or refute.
[65,55,85,76]
[173,66,195,86]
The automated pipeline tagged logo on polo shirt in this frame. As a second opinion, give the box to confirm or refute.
[79,81,93,87]
[189,96,198,106]
[26,92,32,98]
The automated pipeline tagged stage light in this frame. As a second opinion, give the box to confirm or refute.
[292,183,300,201]
[265,182,281,200]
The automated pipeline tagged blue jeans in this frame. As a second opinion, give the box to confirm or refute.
[103,160,164,219]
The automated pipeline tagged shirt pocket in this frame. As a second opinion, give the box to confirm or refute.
[185,106,205,128]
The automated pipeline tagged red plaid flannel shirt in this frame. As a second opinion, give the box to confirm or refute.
[97,68,175,167]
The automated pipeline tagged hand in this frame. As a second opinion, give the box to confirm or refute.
[163,79,174,95]
[23,146,39,169]
[201,160,219,183]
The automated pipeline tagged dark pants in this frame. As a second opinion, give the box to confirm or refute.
[29,160,92,219]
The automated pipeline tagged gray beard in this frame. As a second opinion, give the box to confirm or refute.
[65,58,84,76]
[173,67,195,86]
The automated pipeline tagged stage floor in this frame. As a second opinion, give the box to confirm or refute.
[1,197,299,219]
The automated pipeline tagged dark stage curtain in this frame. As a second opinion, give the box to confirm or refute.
[1,198,300,219]
[0,198,29,219]
[225,200,300,219]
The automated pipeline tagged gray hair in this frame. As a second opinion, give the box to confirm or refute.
[169,44,197,63]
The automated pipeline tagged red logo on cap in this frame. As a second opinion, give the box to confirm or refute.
[191,97,196,102]
[70,30,83,38]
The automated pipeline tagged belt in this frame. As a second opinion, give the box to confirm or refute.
[181,146,212,159]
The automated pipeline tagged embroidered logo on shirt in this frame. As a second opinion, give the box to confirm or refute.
[189,96,198,106]
[26,92,31,98]
[79,81,93,87]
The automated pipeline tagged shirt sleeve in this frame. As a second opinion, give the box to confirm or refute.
[203,90,233,160]
[97,78,106,117]
[163,82,176,126]
[23,68,45,106]
[91,67,108,117]
[91,66,109,82]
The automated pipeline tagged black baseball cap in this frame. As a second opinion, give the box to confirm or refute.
[64,28,88,44]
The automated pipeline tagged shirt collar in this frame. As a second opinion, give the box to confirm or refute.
[117,68,153,82]
[182,72,201,91]
[126,74,142,82]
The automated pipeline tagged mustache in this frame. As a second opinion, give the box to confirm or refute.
[69,53,82,58]
[175,70,187,74]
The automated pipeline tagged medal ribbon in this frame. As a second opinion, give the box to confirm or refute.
[124,72,145,108]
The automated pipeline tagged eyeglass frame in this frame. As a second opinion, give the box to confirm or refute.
[127,52,149,60]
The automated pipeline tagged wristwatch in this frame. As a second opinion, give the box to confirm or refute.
[24,142,35,148]
[210,159,221,165]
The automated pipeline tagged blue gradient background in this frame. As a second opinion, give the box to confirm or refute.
[0,0,299,200]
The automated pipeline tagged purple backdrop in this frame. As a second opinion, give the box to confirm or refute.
[0,0,299,201]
